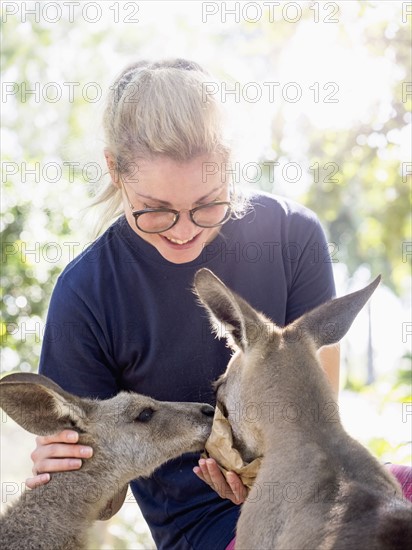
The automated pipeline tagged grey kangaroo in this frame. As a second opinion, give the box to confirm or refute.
[0,373,214,550]
[194,268,412,550]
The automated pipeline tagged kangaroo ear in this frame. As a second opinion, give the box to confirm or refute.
[0,373,92,435]
[194,269,269,351]
[291,275,381,349]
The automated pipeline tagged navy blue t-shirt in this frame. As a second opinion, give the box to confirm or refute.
[39,192,336,549]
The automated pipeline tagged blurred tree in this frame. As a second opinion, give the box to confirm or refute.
[255,12,411,296]
[223,2,411,386]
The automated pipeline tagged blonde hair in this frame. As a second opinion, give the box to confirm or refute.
[92,58,234,235]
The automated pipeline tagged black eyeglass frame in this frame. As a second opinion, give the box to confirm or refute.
[120,179,232,234]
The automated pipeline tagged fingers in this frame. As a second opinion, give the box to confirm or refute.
[30,430,93,476]
[193,458,247,505]
[36,430,79,446]
[25,473,50,490]
[226,471,248,504]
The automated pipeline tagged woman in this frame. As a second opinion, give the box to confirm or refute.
[27,58,340,549]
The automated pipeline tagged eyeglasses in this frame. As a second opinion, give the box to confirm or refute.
[120,181,232,234]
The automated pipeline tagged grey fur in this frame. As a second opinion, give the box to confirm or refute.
[0,373,213,550]
[194,268,412,550]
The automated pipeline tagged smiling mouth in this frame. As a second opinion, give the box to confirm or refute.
[163,235,198,245]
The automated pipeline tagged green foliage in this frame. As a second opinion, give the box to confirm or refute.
[256,16,411,295]
[345,350,411,464]
[1,191,61,371]
[367,437,411,466]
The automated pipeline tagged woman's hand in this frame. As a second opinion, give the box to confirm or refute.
[193,457,247,505]
[26,430,93,489]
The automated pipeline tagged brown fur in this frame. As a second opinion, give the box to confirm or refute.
[0,373,213,550]
[194,268,412,550]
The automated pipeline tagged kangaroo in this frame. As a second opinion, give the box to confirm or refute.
[194,268,412,550]
[0,373,214,550]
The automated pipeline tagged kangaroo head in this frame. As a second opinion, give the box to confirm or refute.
[194,268,380,461]
[0,373,214,479]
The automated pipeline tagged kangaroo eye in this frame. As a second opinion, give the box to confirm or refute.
[135,408,155,422]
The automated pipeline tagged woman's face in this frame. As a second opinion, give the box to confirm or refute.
[118,154,229,264]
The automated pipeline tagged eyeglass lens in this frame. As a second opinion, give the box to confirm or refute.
[135,202,231,233]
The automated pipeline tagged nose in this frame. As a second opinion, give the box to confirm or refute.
[201,404,215,417]
[170,210,197,236]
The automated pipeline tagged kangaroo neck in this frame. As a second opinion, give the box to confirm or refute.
[2,463,127,550]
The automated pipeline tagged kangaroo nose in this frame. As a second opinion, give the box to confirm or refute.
[201,404,215,417]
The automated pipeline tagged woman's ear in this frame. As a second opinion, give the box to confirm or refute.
[104,148,120,188]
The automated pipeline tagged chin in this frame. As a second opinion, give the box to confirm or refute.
[152,230,219,264]
[160,247,203,264]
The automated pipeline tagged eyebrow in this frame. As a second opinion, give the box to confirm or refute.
[134,185,225,207]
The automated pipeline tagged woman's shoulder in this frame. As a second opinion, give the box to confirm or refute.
[57,217,126,288]
[242,189,321,226]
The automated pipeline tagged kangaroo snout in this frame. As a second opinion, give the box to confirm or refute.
[201,404,215,417]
